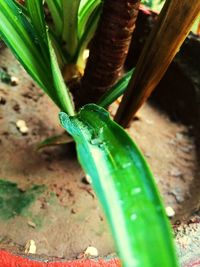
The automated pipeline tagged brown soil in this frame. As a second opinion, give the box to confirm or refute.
[0,48,200,265]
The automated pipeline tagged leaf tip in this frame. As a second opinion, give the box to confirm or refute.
[59,111,70,129]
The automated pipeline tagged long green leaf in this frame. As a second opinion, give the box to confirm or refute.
[37,132,73,150]
[14,0,28,16]
[26,0,65,68]
[0,0,74,114]
[98,69,134,108]
[45,0,63,36]
[26,0,72,112]
[59,104,179,267]
[62,0,81,58]
[78,0,102,39]
[49,30,66,69]
[26,0,48,61]
[0,0,59,107]
[25,0,66,108]
[47,33,75,115]
[26,0,46,40]
[76,3,102,68]
[0,0,50,92]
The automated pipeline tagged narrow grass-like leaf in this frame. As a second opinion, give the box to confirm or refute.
[26,0,49,61]
[20,0,61,106]
[26,0,46,40]
[76,3,102,68]
[0,0,75,113]
[37,133,73,150]
[78,0,101,39]
[14,0,28,16]
[0,0,51,93]
[62,0,81,58]
[59,104,179,267]
[45,0,63,36]
[47,33,75,115]
[98,69,134,108]
[49,30,66,68]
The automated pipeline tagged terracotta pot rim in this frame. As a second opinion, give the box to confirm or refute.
[1,250,200,267]
[0,250,121,267]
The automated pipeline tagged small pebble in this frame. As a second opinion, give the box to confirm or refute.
[85,174,92,184]
[165,206,175,218]
[16,120,29,134]
[11,76,19,86]
[24,240,36,254]
[27,221,36,228]
[84,246,98,257]
[20,126,29,134]
[82,174,92,185]
[16,120,26,128]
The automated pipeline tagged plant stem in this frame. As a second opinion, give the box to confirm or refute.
[75,0,141,108]
[115,0,200,127]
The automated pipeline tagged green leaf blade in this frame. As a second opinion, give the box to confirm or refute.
[14,0,28,16]
[47,33,75,115]
[78,0,101,39]
[0,0,66,109]
[26,0,46,40]
[23,0,74,114]
[0,0,74,114]
[0,0,48,90]
[45,0,63,36]
[26,0,49,63]
[76,3,102,68]
[59,104,179,267]
[98,69,134,108]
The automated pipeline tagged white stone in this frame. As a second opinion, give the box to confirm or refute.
[85,174,92,184]
[16,120,29,134]
[20,126,29,134]
[11,76,19,85]
[165,206,175,217]
[24,240,36,254]
[16,120,26,128]
[84,246,98,257]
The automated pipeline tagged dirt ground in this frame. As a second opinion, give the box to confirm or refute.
[0,48,200,265]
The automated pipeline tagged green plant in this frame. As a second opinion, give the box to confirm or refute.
[59,104,177,267]
[1,0,198,266]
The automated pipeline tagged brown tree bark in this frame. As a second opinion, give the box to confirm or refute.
[75,0,141,108]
